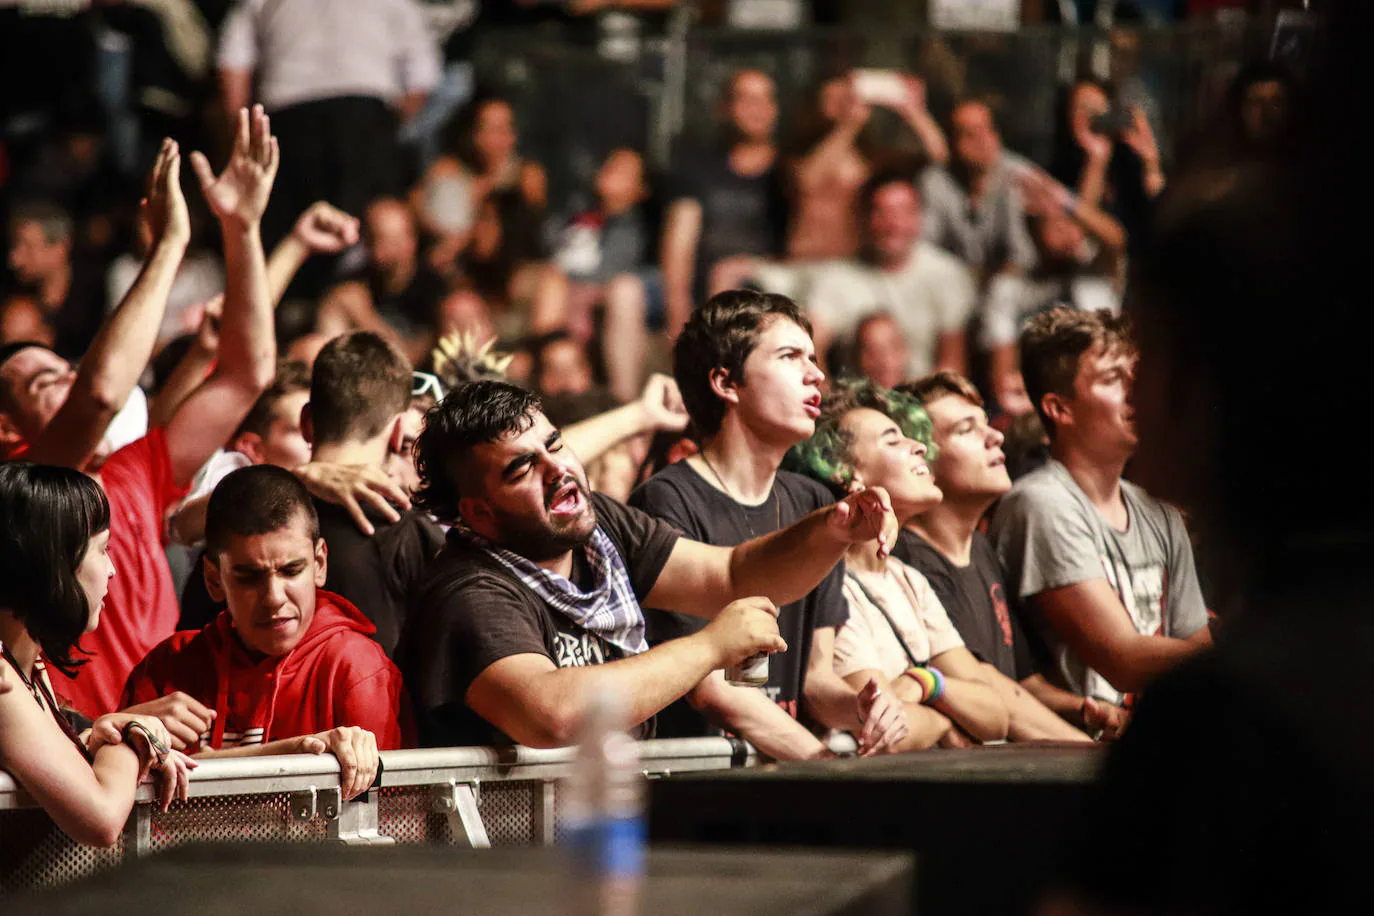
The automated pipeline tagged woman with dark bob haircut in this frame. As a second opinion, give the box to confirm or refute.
[1,462,196,846]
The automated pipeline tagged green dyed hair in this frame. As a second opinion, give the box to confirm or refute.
[784,379,935,497]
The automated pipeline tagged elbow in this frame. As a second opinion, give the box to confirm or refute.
[67,811,128,848]
[513,709,582,749]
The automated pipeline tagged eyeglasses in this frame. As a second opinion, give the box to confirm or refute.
[411,371,445,401]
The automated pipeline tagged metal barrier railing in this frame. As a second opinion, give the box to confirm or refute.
[0,738,756,894]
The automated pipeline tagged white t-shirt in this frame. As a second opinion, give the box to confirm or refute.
[834,559,966,682]
[805,242,976,378]
[980,273,1120,349]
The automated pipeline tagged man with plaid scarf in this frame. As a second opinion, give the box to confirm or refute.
[398,380,902,748]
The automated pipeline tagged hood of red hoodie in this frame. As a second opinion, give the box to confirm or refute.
[207,589,377,675]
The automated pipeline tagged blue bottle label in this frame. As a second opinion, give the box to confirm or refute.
[563,815,647,880]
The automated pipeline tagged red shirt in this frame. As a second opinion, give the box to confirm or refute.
[121,590,410,751]
[46,429,188,717]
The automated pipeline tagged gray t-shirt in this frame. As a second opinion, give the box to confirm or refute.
[986,459,1208,705]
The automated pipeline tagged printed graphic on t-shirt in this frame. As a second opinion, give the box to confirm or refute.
[1100,554,1166,637]
[989,582,1015,647]
[553,627,614,668]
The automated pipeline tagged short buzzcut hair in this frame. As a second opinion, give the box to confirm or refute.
[234,360,311,440]
[673,289,812,440]
[1019,307,1135,438]
[784,379,933,498]
[897,370,985,410]
[8,201,73,245]
[205,465,320,558]
[414,379,543,523]
[310,332,412,445]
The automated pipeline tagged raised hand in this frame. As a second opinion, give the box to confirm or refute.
[140,138,191,248]
[856,677,909,756]
[638,373,689,433]
[1120,106,1160,168]
[191,105,280,230]
[827,485,900,558]
[292,202,361,254]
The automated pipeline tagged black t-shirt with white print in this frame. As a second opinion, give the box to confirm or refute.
[629,461,848,737]
[397,492,680,748]
[895,528,1034,680]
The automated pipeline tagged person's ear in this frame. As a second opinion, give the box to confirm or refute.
[457,496,495,536]
[1041,392,1071,432]
[203,553,226,604]
[313,538,328,587]
[231,432,265,465]
[385,412,406,457]
[708,367,741,409]
[0,411,23,448]
[300,402,314,446]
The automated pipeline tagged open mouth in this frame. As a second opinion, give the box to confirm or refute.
[547,480,585,517]
[802,394,822,419]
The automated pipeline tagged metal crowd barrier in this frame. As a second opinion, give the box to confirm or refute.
[0,738,756,894]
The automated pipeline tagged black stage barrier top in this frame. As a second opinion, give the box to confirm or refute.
[11,842,915,916]
[649,744,1104,916]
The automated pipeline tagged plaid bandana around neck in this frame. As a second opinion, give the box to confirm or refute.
[462,525,648,657]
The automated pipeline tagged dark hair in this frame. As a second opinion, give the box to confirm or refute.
[445,93,518,175]
[896,370,985,410]
[205,465,320,558]
[310,332,412,445]
[784,379,933,498]
[414,380,542,523]
[857,163,922,226]
[673,290,813,440]
[529,331,589,396]
[0,462,110,674]
[1018,307,1135,438]
[7,201,72,245]
[235,360,311,440]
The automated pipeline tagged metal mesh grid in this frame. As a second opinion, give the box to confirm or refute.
[477,782,536,846]
[376,781,539,847]
[148,792,330,852]
[0,808,124,892]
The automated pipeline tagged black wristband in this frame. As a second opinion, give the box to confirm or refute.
[369,755,385,791]
[122,721,169,761]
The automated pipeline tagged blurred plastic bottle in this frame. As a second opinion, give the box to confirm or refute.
[561,688,646,916]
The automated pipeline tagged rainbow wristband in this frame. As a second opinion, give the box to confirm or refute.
[924,665,946,704]
[905,667,938,704]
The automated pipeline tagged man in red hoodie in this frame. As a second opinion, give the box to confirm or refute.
[123,465,409,799]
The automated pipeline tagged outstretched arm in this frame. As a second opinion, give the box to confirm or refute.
[27,142,190,468]
[644,486,899,620]
[164,106,279,486]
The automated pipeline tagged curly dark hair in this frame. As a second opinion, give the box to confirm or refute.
[413,380,542,524]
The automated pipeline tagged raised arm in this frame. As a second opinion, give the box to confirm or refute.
[267,202,361,304]
[562,374,688,465]
[892,76,949,165]
[794,95,870,191]
[465,597,786,747]
[660,198,702,339]
[28,142,189,468]
[644,486,899,619]
[164,106,279,486]
[1032,579,1206,695]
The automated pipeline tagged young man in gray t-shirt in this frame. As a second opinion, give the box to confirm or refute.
[987,307,1211,710]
